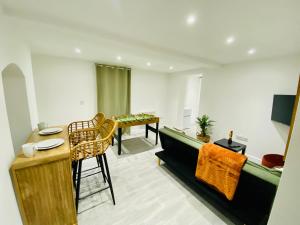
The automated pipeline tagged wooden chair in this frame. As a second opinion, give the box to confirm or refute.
[69,119,117,212]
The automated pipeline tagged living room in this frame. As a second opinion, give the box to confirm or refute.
[1,1,300,225]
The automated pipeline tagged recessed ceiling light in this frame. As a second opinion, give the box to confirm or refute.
[74,48,81,54]
[117,56,122,61]
[248,48,256,55]
[169,66,174,70]
[147,62,151,66]
[186,15,196,25]
[226,36,235,45]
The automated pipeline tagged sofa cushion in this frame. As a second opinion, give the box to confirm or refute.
[160,127,281,186]
[161,126,204,148]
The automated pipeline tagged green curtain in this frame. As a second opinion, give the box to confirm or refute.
[96,64,131,119]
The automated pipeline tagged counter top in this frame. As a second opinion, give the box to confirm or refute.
[11,125,70,170]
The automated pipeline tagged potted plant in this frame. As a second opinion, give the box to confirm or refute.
[196,115,215,143]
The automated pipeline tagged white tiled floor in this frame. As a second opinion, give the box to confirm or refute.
[77,135,231,225]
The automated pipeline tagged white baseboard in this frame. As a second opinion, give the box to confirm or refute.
[247,154,261,164]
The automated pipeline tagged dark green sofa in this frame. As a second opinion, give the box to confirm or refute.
[155,127,281,225]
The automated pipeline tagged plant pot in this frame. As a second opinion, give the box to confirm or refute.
[196,133,210,143]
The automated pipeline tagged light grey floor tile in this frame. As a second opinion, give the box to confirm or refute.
[77,134,230,225]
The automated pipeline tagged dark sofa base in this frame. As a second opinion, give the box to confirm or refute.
[155,151,270,225]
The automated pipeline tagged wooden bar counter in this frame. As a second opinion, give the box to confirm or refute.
[10,126,77,225]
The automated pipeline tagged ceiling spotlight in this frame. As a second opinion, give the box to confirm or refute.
[169,66,174,70]
[117,56,122,61]
[226,36,235,44]
[147,62,151,66]
[248,48,256,55]
[186,15,196,25]
[74,48,81,54]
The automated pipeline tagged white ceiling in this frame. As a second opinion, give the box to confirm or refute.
[1,0,300,73]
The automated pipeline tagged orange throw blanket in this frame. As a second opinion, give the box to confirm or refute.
[195,143,247,200]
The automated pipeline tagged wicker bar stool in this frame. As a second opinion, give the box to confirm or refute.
[69,119,117,212]
[68,113,106,182]
[68,112,105,135]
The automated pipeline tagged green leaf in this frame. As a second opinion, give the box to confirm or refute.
[196,115,215,136]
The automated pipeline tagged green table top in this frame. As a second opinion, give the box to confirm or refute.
[115,113,156,122]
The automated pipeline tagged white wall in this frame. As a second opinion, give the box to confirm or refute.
[2,64,32,154]
[32,54,98,125]
[165,74,189,129]
[32,55,170,130]
[200,55,300,162]
[268,100,300,225]
[0,14,39,225]
[130,68,168,133]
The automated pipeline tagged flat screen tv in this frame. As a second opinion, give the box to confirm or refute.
[271,95,295,125]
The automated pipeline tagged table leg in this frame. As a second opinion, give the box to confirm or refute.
[145,124,149,138]
[242,148,246,155]
[118,128,122,155]
[155,122,159,145]
[112,135,114,146]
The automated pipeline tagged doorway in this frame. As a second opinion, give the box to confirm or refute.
[183,74,202,132]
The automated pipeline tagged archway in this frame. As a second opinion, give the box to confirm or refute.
[2,63,32,154]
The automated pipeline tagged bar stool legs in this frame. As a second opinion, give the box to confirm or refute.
[74,154,115,212]
[72,161,78,188]
[103,153,116,205]
[97,155,106,183]
[75,159,83,212]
